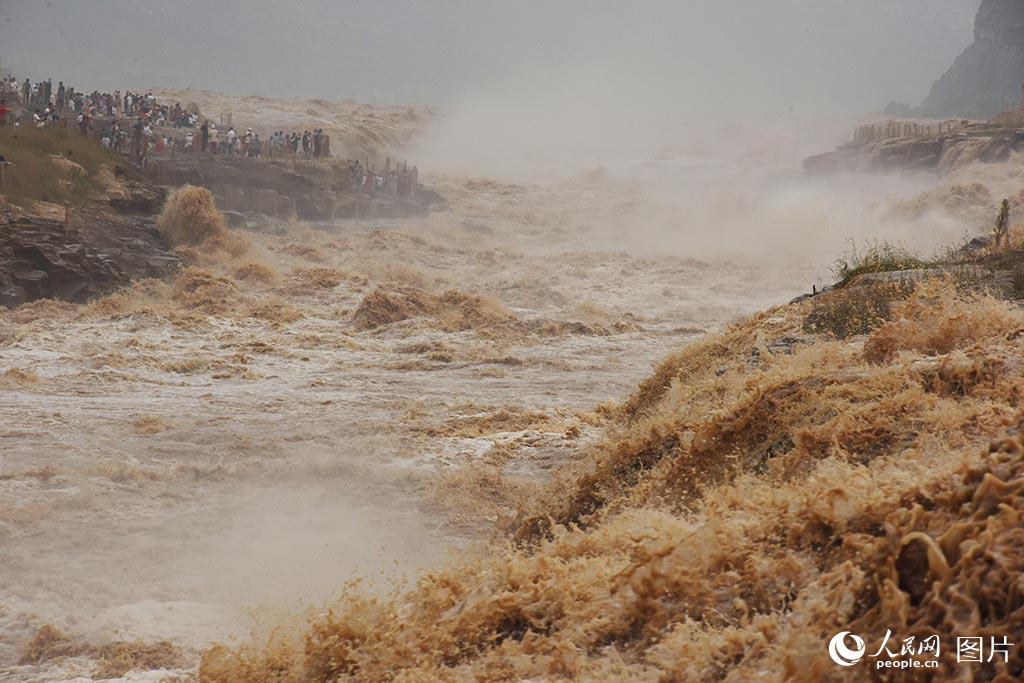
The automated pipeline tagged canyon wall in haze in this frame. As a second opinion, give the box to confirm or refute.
[923,0,1024,118]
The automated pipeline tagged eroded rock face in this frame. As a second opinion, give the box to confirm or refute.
[154,157,433,222]
[803,133,1024,174]
[923,0,1024,118]
[108,182,168,215]
[0,210,179,308]
[0,217,127,306]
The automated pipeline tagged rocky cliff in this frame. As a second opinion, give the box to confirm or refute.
[803,128,1024,175]
[0,204,179,308]
[922,0,1024,118]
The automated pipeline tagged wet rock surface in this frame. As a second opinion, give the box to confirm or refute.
[153,157,435,221]
[0,207,179,308]
[108,182,167,215]
[804,133,1024,174]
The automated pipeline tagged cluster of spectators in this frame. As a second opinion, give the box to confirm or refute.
[194,124,266,157]
[189,125,333,160]
[0,72,423,196]
[267,129,331,159]
[347,159,419,197]
[1,75,197,130]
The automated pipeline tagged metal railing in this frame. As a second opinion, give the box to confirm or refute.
[853,119,969,143]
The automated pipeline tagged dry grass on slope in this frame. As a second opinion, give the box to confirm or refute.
[0,127,120,206]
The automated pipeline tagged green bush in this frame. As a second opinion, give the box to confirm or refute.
[832,240,929,288]
[803,282,915,339]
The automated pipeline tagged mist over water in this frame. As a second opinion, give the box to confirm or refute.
[418,97,973,289]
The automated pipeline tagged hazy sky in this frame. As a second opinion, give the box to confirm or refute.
[0,0,977,115]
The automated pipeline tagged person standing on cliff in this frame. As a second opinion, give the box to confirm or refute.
[78,108,91,136]
[200,121,210,152]
[995,199,1010,248]
[132,118,144,160]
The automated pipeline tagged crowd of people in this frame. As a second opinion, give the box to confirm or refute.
[1,75,195,134]
[347,158,420,197]
[0,73,422,198]
[0,75,334,162]
[190,124,332,160]
[269,129,331,159]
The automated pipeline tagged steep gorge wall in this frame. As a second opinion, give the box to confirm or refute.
[922,0,1024,118]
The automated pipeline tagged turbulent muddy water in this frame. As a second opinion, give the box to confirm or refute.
[0,140,1001,679]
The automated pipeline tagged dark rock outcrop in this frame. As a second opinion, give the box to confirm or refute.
[922,0,1024,118]
[152,157,433,223]
[804,131,1024,174]
[804,137,945,173]
[108,182,167,215]
[0,209,179,308]
[0,217,128,307]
